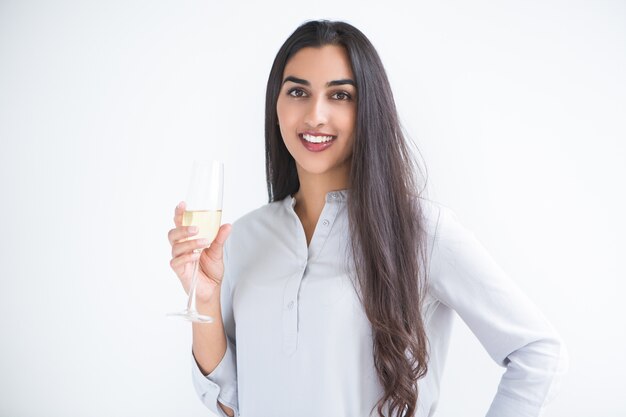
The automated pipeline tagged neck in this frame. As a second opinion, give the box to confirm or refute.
[293,162,350,225]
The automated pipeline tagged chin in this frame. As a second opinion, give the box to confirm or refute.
[296,158,348,177]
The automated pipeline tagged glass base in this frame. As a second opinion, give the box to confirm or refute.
[167,309,214,323]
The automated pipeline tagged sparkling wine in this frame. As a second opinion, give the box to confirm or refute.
[168,160,223,323]
[183,210,222,242]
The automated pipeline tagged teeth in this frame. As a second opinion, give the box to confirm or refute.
[302,134,335,143]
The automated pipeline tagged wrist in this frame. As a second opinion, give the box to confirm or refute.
[196,286,221,315]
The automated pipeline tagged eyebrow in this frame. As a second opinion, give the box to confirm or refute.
[282,76,356,87]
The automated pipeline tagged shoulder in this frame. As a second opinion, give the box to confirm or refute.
[415,196,465,243]
[224,197,291,252]
[414,197,485,284]
[232,198,286,230]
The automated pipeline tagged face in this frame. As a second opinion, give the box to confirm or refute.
[276,45,357,181]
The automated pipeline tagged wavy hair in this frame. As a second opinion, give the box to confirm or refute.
[265,20,430,417]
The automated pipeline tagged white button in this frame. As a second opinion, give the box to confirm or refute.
[322,219,329,226]
[330,192,338,199]
[287,301,295,309]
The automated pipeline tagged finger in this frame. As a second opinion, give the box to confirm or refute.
[171,237,209,258]
[168,225,199,245]
[203,223,232,262]
[170,250,201,271]
[173,201,186,228]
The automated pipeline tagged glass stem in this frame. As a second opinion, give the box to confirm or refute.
[186,249,201,313]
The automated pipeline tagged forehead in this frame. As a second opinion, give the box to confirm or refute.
[283,45,354,82]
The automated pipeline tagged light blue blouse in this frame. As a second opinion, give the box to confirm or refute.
[191,190,568,417]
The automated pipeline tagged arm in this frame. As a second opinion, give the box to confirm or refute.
[428,206,569,416]
[192,290,234,417]
[191,240,238,417]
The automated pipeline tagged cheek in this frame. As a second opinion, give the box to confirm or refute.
[276,100,295,132]
[342,110,356,153]
[276,103,296,151]
[276,99,284,125]
[341,108,357,137]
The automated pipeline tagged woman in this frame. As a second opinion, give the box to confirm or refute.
[167,20,568,417]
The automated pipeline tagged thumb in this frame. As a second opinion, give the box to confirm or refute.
[205,223,232,261]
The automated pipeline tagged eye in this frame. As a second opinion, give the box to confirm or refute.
[332,91,352,101]
[287,88,308,98]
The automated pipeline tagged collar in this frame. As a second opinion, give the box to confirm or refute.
[284,189,349,209]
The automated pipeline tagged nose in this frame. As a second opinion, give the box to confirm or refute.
[304,95,328,128]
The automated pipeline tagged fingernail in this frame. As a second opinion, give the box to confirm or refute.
[198,239,210,246]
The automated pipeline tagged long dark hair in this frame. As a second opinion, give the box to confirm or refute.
[265,20,430,417]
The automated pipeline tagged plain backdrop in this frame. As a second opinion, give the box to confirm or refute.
[1,0,624,416]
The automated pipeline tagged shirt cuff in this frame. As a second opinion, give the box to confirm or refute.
[191,343,238,416]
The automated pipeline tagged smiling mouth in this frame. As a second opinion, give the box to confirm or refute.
[300,133,337,143]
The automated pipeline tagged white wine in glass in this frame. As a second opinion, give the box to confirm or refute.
[168,160,224,323]
[183,210,222,240]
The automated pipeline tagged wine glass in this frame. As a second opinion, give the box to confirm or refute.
[168,160,223,323]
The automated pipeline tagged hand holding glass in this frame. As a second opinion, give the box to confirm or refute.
[168,160,223,323]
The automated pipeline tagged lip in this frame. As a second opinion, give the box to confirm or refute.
[300,131,335,137]
[298,133,337,152]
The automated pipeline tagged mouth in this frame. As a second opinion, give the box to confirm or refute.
[299,133,337,152]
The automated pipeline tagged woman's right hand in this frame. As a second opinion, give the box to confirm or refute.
[168,201,232,305]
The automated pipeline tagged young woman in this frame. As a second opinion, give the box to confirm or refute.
[167,20,568,417]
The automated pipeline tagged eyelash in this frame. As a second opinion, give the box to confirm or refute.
[332,91,352,101]
[287,88,307,98]
[286,88,353,101]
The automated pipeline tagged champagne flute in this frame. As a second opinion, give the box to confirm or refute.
[168,160,223,323]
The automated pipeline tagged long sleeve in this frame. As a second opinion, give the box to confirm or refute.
[191,239,239,416]
[427,205,569,417]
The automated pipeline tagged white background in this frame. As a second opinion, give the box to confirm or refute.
[1,0,624,416]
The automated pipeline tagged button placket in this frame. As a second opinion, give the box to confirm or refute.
[307,200,339,263]
[282,264,306,356]
[280,191,345,356]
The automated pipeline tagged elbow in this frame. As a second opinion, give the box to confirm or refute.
[541,333,569,405]
[530,332,569,381]
[545,332,569,380]
[500,332,569,406]
[523,332,570,405]
[525,331,569,377]
[552,333,569,384]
